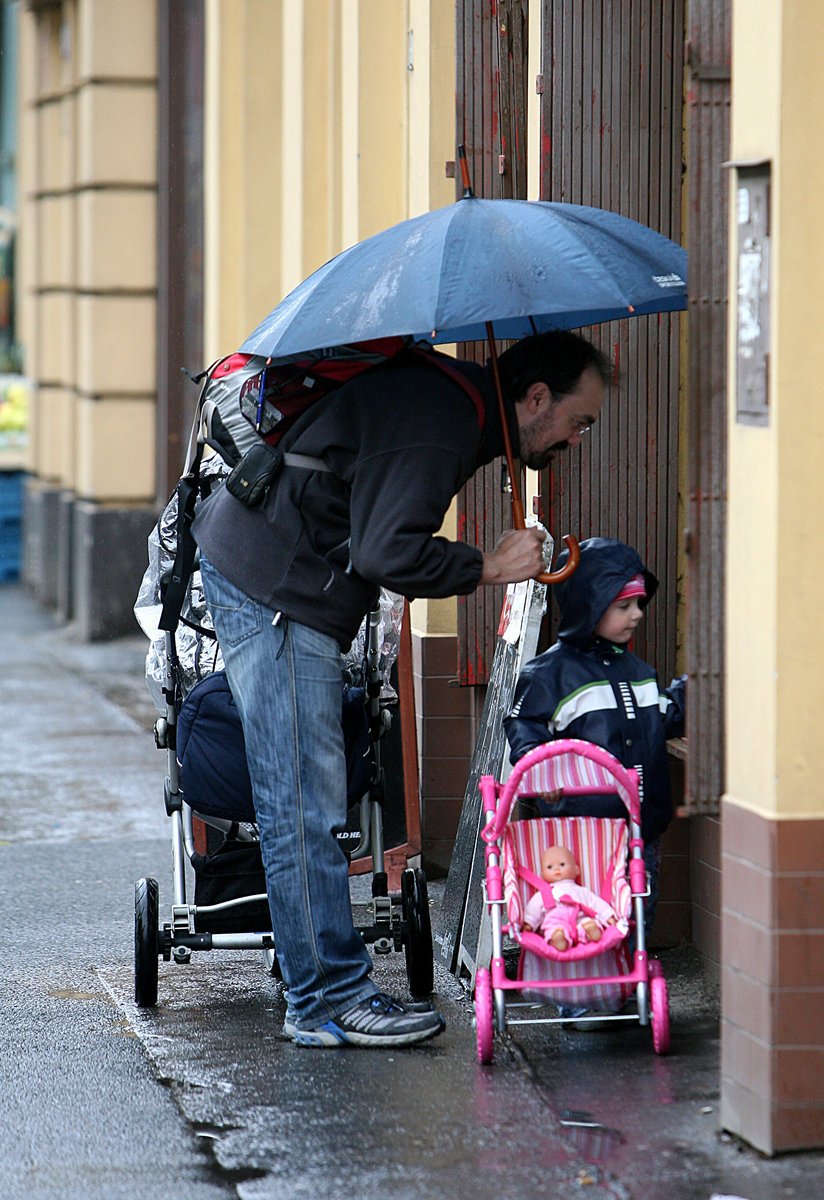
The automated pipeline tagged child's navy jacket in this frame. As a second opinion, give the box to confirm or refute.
[504,538,686,842]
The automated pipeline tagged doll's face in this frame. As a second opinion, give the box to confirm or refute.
[541,846,580,883]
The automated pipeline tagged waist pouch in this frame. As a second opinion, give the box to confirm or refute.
[225,443,332,507]
[225,442,283,507]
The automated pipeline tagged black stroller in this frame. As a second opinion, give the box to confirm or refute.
[132,422,434,1009]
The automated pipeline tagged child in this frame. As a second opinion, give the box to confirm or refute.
[523,845,617,951]
[504,536,686,936]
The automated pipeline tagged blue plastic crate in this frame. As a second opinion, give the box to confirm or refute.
[0,471,23,521]
[0,473,22,580]
[0,534,20,579]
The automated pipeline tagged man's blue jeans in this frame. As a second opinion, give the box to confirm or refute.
[200,556,375,1027]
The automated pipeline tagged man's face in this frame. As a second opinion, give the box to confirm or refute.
[516,364,606,470]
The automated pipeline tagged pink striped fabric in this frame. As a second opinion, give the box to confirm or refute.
[516,751,634,812]
[484,740,641,845]
[504,815,634,1009]
[518,934,633,1009]
[504,816,630,929]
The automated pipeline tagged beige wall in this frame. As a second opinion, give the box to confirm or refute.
[726,0,824,821]
[204,1,458,637]
[19,0,157,504]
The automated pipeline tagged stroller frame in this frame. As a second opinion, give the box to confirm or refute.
[134,597,434,1008]
[473,738,670,1063]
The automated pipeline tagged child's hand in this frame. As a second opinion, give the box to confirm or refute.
[539,789,564,805]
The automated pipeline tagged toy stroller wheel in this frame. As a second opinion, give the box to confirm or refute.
[401,867,434,997]
[650,974,671,1055]
[649,957,663,980]
[474,968,495,1065]
[134,877,160,1008]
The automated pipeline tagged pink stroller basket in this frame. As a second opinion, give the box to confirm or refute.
[473,739,670,1063]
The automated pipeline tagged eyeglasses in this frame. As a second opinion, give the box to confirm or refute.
[550,389,594,437]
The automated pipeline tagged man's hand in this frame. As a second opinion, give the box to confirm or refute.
[480,527,548,585]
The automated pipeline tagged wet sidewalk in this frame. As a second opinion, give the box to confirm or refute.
[3,582,822,1200]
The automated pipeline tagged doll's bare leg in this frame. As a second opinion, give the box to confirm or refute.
[549,927,569,952]
[580,918,602,943]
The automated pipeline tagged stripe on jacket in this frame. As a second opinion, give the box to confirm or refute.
[630,679,660,710]
[618,681,635,720]
[549,677,661,734]
[551,681,617,732]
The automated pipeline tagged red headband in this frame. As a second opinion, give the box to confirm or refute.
[614,574,646,603]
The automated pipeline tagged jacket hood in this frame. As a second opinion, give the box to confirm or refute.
[553,537,659,643]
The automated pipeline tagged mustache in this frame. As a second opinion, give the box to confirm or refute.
[522,442,571,469]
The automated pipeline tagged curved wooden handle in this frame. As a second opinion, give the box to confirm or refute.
[482,322,580,588]
[536,534,580,585]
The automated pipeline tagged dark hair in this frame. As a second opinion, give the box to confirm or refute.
[496,330,611,403]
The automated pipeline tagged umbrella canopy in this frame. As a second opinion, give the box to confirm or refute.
[240,197,686,360]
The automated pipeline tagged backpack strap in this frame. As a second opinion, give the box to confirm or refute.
[158,438,330,636]
[407,347,486,432]
[283,452,330,472]
[159,454,203,633]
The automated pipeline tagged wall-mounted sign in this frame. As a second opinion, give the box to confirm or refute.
[735,162,771,425]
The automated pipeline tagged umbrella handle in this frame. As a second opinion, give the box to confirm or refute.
[485,322,579,586]
[536,534,580,584]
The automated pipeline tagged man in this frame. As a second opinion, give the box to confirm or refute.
[192,329,609,1048]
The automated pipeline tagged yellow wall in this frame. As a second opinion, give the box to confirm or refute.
[202,3,457,637]
[19,0,157,503]
[726,0,824,818]
[204,0,284,359]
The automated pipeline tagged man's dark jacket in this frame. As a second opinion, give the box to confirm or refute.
[504,538,686,842]
[192,351,511,649]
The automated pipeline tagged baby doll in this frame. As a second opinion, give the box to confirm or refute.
[522,845,617,952]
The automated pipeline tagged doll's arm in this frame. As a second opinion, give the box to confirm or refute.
[522,892,545,933]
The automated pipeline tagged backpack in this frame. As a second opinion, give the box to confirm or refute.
[159,338,485,633]
[192,336,484,466]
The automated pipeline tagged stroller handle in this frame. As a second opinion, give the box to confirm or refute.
[481,739,641,843]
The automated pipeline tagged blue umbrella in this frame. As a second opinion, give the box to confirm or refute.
[239,174,687,582]
[240,196,686,359]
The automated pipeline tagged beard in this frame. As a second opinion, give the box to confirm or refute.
[517,403,571,469]
[519,437,570,470]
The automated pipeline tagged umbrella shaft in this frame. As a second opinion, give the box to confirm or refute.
[485,322,525,529]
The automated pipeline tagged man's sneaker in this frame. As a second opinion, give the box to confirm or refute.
[282,996,435,1040]
[284,992,445,1047]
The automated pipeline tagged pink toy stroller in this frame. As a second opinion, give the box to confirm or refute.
[473,738,670,1063]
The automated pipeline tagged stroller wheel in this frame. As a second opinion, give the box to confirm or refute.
[650,973,671,1054]
[262,946,282,979]
[474,967,494,1065]
[134,877,160,1008]
[401,867,434,998]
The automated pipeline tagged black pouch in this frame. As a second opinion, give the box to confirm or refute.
[225,441,283,507]
[191,838,272,933]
